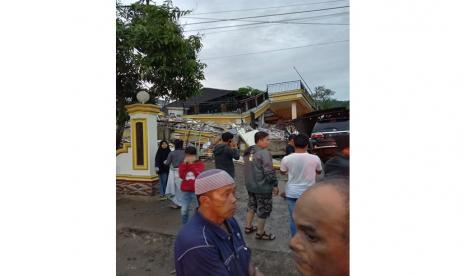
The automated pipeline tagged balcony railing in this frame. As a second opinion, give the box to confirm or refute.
[184,92,269,115]
[266,80,305,94]
[266,80,317,110]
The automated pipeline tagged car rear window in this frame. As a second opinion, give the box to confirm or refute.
[312,120,349,133]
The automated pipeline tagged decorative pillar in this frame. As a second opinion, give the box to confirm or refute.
[116,91,162,196]
[291,101,298,119]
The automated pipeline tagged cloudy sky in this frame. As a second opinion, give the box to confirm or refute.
[122,0,349,100]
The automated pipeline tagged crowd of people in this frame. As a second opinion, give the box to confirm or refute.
[154,130,350,276]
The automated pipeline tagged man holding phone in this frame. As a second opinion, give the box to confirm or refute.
[213,132,240,178]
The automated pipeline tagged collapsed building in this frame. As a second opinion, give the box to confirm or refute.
[122,80,317,157]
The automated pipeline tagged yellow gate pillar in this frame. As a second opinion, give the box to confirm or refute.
[116,91,162,196]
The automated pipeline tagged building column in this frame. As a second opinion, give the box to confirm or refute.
[291,101,298,119]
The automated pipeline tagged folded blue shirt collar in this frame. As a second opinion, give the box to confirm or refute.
[195,211,232,240]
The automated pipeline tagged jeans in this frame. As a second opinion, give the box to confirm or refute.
[286,197,298,236]
[181,191,198,224]
[158,172,169,196]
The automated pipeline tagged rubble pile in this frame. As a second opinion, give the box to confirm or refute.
[158,115,289,141]
[257,127,287,141]
[158,116,226,133]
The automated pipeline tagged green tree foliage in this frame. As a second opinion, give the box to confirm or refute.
[312,86,349,110]
[234,86,264,99]
[116,0,206,148]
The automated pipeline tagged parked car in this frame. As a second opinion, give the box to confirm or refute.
[292,107,349,163]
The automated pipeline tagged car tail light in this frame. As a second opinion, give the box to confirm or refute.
[311,133,324,139]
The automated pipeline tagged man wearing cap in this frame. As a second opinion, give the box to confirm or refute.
[174,169,263,276]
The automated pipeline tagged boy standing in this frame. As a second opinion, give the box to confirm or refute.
[280,133,322,236]
[178,146,205,224]
[243,131,278,241]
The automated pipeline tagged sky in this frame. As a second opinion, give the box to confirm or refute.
[121,0,349,100]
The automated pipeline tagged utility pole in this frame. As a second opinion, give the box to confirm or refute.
[293,66,319,110]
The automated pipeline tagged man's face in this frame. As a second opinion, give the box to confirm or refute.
[257,136,270,148]
[341,147,350,158]
[205,184,237,220]
[185,153,197,163]
[289,186,349,276]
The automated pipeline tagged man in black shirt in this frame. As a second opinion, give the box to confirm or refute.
[213,132,240,178]
[324,136,350,178]
[285,134,296,156]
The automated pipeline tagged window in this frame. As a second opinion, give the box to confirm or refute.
[135,122,144,166]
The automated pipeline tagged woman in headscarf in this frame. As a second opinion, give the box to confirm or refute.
[164,139,185,209]
[155,140,171,200]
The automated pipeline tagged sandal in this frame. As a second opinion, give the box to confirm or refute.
[256,231,276,241]
[244,225,257,234]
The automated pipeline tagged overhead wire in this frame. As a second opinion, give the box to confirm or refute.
[183,12,349,33]
[187,0,348,15]
[185,17,349,26]
[200,39,349,60]
[182,5,349,25]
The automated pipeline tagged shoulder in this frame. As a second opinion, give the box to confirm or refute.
[281,155,291,164]
[175,222,214,260]
[225,217,245,239]
[227,216,240,228]
[308,153,321,161]
[325,156,338,165]
[257,148,270,157]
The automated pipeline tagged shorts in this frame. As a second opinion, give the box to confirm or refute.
[247,192,273,219]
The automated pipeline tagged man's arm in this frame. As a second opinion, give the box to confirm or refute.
[176,246,229,276]
[230,147,240,160]
[316,156,323,175]
[164,152,172,166]
[259,151,278,188]
[280,156,288,175]
[227,142,240,160]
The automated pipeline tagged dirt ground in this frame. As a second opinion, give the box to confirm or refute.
[117,160,301,276]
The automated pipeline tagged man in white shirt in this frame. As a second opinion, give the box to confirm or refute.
[280,133,322,236]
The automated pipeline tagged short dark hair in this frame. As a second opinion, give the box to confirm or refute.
[288,134,297,141]
[159,140,169,147]
[294,134,309,148]
[185,146,197,155]
[174,139,183,150]
[254,131,269,143]
[221,132,234,142]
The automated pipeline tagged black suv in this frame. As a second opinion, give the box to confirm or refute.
[292,107,349,163]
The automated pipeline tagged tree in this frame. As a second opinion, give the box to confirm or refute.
[235,86,264,99]
[311,86,349,110]
[313,86,336,103]
[116,0,206,148]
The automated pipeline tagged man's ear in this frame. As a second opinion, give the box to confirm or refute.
[198,194,208,206]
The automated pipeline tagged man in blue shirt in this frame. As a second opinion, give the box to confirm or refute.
[174,169,262,276]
